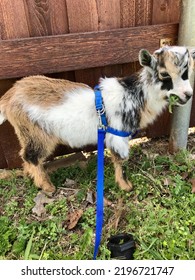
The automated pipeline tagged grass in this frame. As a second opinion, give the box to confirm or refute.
[0,135,195,260]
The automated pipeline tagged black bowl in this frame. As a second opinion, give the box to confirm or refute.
[107,233,136,259]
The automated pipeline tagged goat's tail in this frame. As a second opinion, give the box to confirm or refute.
[0,101,6,125]
[0,111,6,125]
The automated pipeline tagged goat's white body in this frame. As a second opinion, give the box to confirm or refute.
[24,88,99,148]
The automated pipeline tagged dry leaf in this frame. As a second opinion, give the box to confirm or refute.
[182,172,190,180]
[63,178,77,188]
[93,192,113,207]
[163,177,172,186]
[104,197,113,207]
[86,190,95,204]
[67,209,83,230]
[32,192,54,216]
[189,178,195,193]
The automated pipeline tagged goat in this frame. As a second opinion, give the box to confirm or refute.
[0,46,194,195]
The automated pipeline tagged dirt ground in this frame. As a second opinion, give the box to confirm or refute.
[130,127,195,155]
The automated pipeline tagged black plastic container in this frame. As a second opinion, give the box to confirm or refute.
[107,233,136,259]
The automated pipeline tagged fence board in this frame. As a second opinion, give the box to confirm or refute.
[135,0,153,26]
[49,0,69,35]
[66,0,100,85]
[0,0,29,39]
[24,0,53,36]
[94,0,122,82]
[0,23,178,79]
[152,0,181,24]
[120,0,136,27]
[24,0,69,36]
[96,0,121,30]
[66,0,98,33]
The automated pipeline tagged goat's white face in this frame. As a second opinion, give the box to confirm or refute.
[139,46,195,105]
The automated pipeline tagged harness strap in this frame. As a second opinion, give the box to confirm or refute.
[94,85,131,137]
[106,126,131,137]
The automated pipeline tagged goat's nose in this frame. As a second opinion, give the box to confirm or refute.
[184,92,192,100]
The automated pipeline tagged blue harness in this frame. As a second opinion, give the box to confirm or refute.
[93,85,132,259]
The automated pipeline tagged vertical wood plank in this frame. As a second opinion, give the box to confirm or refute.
[135,0,153,26]
[24,0,52,36]
[66,0,99,86]
[96,0,122,78]
[0,0,29,39]
[96,0,121,30]
[120,0,140,78]
[24,0,69,36]
[48,0,69,35]
[152,0,180,24]
[66,0,98,33]
[120,0,136,27]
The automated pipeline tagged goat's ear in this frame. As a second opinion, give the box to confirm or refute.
[139,49,155,68]
[190,49,195,60]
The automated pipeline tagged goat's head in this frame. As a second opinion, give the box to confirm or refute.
[139,46,195,105]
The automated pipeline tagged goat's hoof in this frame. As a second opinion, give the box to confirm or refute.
[42,185,56,197]
[119,180,133,192]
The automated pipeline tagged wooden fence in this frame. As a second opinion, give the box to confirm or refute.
[0,0,194,168]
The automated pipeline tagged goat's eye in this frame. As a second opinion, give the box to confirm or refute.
[160,72,170,78]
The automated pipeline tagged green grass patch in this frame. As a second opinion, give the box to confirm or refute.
[0,140,195,260]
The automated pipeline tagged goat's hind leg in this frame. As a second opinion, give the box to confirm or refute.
[21,135,57,195]
[111,153,133,191]
[23,161,56,195]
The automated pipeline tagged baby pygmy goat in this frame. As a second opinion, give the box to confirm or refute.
[0,46,194,195]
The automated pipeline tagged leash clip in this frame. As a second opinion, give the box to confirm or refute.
[97,106,106,130]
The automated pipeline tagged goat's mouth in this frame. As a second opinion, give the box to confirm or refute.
[169,94,189,106]
[168,94,188,113]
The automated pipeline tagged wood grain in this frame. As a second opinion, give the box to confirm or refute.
[0,0,29,39]
[135,0,153,26]
[66,0,100,86]
[66,0,98,33]
[24,0,53,36]
[0,23,178,79]
[24,0,69,36]
[96,0,121,30]
[152,0,181,24]
[120,0,136,27]
[49,0,69,35]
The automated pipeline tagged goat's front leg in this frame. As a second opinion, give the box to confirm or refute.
[111,152,133,191]
[106,134,132,191]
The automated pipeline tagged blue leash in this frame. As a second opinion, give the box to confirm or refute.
[93,127,105,259]
[93,86,132,259]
